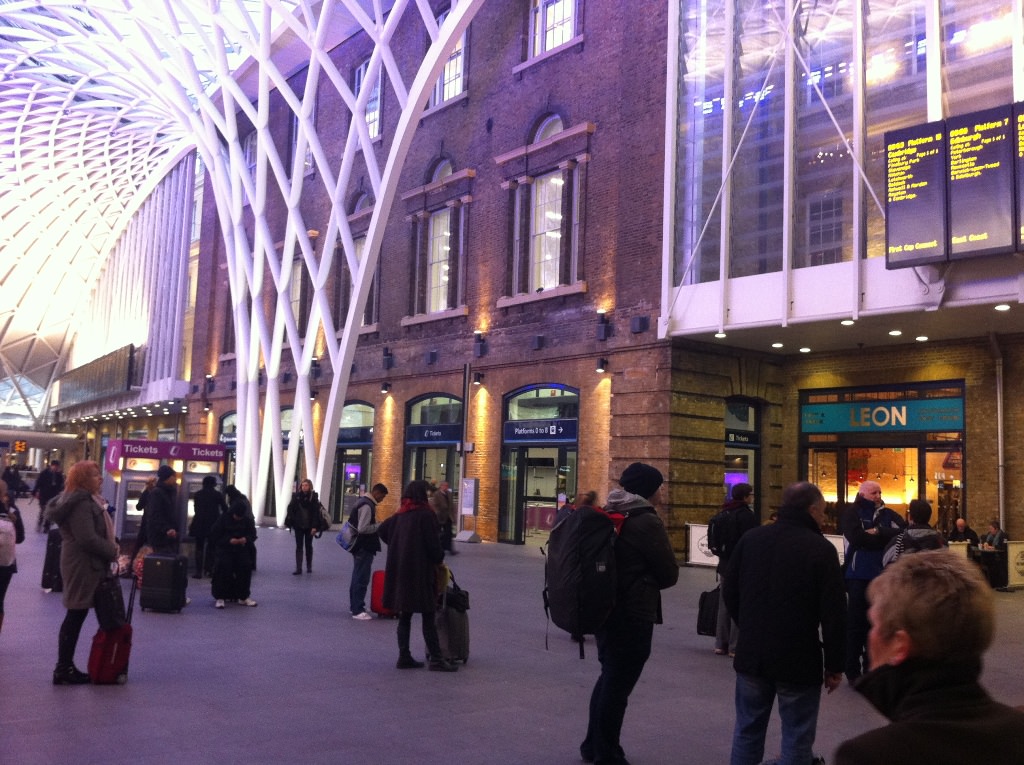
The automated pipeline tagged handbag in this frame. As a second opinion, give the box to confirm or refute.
[94,576,127,631]
[318,503,332,530]
[336,521,358,551]
[440,568,469,613]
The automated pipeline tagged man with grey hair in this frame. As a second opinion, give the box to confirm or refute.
[724,481,846,765]
[839,480,905,684]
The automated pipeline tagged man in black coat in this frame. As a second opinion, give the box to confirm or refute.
[143,465,180,554]
[34,460,64,532]
[724,481,846,765]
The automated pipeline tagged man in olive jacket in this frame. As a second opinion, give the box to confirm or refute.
[724,481,846,765]
[580,462,679,765]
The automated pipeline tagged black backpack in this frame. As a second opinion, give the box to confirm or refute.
[707,507,739,558]
[542,506,621,658]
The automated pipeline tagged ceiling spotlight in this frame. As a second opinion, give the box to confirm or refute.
[799,347,811,353]
[771,342,784,349]
[916,335,928,342]
[840,319,854,326]
[888,330,902,337]
[995,304,1010,312]
[714,332,727,339]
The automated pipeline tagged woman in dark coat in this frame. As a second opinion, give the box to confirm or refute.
[377,480,456,672]
[284,479,321,574]
[44,460,118,685]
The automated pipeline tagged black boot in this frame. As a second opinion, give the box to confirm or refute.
[396,654,425,669]
[53,665,90,685]
[428,657,458,672]
[293,549,302,575]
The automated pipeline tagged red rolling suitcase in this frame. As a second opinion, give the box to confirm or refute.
[88,577,137,685]
[370,569,396,617]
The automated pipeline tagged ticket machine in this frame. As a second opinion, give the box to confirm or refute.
[103,439,228,543]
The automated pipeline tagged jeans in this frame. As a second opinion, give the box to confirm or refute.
[349,550,374,614]
[844,578,870,679]
[730,673,821,765]
[581,615,654,765]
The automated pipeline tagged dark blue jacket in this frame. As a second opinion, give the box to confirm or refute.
[840,496,906,580]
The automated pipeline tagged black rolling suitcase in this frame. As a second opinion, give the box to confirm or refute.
[41,528,63,593]
[139,553,189,612]
[697,585,720,637]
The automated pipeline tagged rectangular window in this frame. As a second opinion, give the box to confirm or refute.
[289,257,311,334]
[431,10,466,107]
[355,60,381,139]
[807,196,844,266]
[532,0,575,57]
[530,172,564,291]
[291,111,315,177]
[428,208,452,312]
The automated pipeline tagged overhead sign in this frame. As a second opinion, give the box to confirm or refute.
[800,398,964,433]
[404,423,462,445]
[503,418,578,443]
[104,439,228,473]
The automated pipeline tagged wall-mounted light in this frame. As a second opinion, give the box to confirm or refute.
[596,309,611,341]
[473,331,487,358]
[311,357,322,378]
[205,374,216,393]
[310,391,317,401]
[425,350,438,365]
[282,371,292,384]
[596,358,609,374]
[531,335,544,351]
[203,401,211,413]
[473,372,484,385]
[383,347,394,369]
[380,382,391,394]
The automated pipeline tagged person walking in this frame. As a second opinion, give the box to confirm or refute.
[714,482,758,657]
[34,460,64,532]
[44,460,119,685]
[835,550,1024,764]
[189,475,226,578]
[209,491,258,609]
[839,480,905,684]
[0,479,26,635]
[724,481,846,765]
[580,462,679,765]
[377,479,456,672]
[284,479,322,575]
[348,483,388,620]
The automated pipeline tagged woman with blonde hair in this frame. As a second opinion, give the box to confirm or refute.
[44,460,118,685]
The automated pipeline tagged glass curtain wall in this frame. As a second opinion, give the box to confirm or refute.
[675,0,1018,281]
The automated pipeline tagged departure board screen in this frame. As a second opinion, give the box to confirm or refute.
[947,105,1014,259]
[885,120,948,267]
[1016,105,1024,249]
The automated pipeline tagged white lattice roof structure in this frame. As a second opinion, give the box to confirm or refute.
[0,0,482,516]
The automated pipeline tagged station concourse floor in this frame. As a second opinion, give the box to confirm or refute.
[5,497,1024,765]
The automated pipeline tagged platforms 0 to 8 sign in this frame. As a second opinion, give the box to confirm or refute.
[885,120,947,267]
[947,105,1013,259]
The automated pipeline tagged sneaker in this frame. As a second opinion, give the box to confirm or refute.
[214,599,225,609]
[239,598,258,607]
[352,611,373,621]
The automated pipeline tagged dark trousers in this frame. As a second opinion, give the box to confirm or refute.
[397,610,443,661]
[440,519,453,552]
[212,547,252,600]
[57,607,89,669]
[293,529,314,571]
[193,535,213,576]
[845,578,870,680]
[582,614,654,765]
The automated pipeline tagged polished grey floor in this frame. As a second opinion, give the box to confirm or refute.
[4,497,1024,764]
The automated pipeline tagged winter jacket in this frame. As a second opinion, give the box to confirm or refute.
[285,490,320,532]
[840,496,906,580]
[724,506,846,686]
[835,658,1024,764]
[189,486,227,538]
[378,500,443,613]
[45,489,118,610]
[349,496,380,554]
[603,489,679,624]
[882,524,945,567]
[714,497,759,573]
[144,482,179,551]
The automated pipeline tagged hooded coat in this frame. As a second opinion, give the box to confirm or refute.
[45,489,118,610]
[377,499,443,613]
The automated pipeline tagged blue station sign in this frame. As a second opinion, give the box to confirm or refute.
[503,418,578,443]
[405,423,463,445]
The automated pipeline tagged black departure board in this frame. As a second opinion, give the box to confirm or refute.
[947,105,1014,259]
[885,120,948,267]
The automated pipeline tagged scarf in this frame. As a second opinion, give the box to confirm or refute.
[398,498,430,514]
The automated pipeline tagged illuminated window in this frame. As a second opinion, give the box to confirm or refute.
[531,0,575,57]
[408,160,468,317]
[806,196,844,267]
[355,60,381,139]
[290,106,315,177]
[430,9,466,107]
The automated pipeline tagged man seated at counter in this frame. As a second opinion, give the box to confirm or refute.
[947,517,979,546]
[980,519,1007,551]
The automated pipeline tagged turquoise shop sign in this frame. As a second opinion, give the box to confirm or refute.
[801,398,963,433]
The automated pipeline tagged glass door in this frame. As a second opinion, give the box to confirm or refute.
[499,445,576,545]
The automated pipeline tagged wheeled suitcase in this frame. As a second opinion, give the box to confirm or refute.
[139,553,189,612]
[41,527,63,593]
[370,569,396,617]
[697,585,720,637]
[88,578,137,684]
[436,572,469,662]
